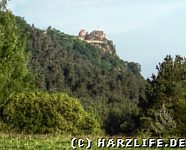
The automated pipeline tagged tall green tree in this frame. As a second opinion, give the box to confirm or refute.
[146,55,186,108]
[0,1,34,109]
[141,55,186,136]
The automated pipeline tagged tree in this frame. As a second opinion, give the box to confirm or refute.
[140,55,186,136]
[0,0,8,10]
[140,104,176,136]
[0,2,34,110]
[174,80,186,135]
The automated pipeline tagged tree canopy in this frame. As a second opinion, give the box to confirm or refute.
[140,55,186,136]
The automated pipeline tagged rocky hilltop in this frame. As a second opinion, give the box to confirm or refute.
[78,29,115,55]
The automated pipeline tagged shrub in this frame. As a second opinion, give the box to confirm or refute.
[2,91,101,134]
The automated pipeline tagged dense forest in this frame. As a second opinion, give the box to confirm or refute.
[15,15,146,135]
[0,0,185,136]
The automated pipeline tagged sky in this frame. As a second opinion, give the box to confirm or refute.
[8,0,186,78]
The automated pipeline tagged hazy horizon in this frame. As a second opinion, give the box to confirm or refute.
[8,0,186,78]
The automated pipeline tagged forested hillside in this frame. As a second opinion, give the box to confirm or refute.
[15,16,186,136]
[15,16,146,135]
[0,2,100,135]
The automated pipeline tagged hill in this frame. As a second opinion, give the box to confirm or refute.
[15,16,146,135]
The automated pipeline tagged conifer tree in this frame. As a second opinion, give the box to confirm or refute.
[141,55,186,136]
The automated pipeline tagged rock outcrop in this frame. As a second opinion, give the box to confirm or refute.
[78,29,115,55]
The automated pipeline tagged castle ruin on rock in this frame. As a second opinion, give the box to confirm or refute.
[78,29,106,44]
[78,29,115,55]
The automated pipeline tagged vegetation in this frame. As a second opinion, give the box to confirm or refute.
[0,1,100,135]
[2,92,101,135]
[140,55,186,136]
[0,2,34,107]
[13,18,146,135]
[0,1,185,146]
[0,1,36,132]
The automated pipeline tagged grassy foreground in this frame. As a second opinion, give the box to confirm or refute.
[0,134,70,150]
[0,133,185,150]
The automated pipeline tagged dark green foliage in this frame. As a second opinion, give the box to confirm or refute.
[2,5,185,137]
[105,97,139,135]
[140,55,186,136]
[140,104,177,136]
[144,55,186,108]
[13,18,146,135]
[15,22,145,102]
[175,94,186,135]
[0,4,102,136]
[3,92,101,134]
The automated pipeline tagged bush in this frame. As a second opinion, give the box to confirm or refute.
[2,92,101,134]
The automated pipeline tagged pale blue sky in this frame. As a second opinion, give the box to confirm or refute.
[8,0,186,78]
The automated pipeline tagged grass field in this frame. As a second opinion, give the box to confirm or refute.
[0,133,185,150]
